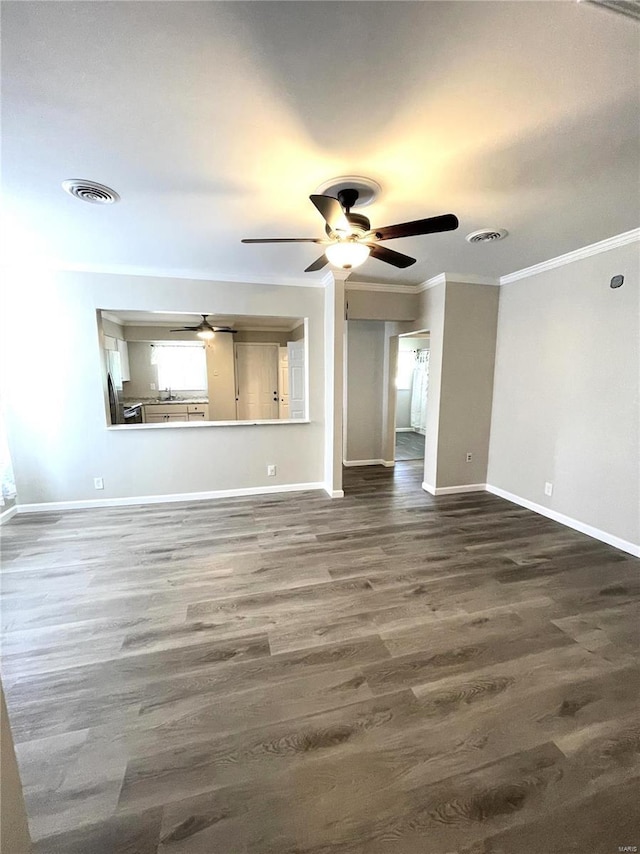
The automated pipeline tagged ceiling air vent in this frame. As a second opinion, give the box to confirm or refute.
[465,228,508,244]
[62,179,120,204]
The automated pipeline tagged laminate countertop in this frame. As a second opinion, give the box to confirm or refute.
[123,398,209,406]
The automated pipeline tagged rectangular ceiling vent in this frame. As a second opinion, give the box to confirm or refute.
[582,0,640,21]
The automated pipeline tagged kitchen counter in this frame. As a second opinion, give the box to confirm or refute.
[123,398,209,406]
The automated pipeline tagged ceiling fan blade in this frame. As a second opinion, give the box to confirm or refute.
[241,238,321,244]
[368,244,416,268]
[170,326,200,332]
[309,195,350,235]
[370,213,459,242]
[212,327,237,334]
[304,254,329,273]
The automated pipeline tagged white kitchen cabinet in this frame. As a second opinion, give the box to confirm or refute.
[187,404,209,419]
[117,339,130,382]
[143,403,208,424]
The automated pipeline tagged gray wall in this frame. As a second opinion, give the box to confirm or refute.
[347,289,417,321]
[395,390,411,429]
[345,320,386,462]
[488,242,640,546]
[437,283,499,487]
[386,281,499,489]
[1,271,325,503]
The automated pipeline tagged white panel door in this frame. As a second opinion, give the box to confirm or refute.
[278,347,290,419]
[287,339,306,419]
[235,343,279,420]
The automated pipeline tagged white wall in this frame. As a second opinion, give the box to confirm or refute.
[344,320,387,463]
[0,270,326,504]
[488,241,640,549]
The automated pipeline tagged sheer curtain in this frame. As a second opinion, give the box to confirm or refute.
[410,349,430,435]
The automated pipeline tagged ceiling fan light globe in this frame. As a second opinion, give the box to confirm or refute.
[197,329,215,340]
[325,242,370,270]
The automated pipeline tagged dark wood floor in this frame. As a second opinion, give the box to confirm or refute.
[395,431,425,461]
[1,461,639,854]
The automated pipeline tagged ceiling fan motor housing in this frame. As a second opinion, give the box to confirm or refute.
[325,212,370,239]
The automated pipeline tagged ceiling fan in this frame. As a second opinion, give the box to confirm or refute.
[170,315,237,340]
[241,188,459,272]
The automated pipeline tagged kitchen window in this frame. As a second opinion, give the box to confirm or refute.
[151,343,207,391]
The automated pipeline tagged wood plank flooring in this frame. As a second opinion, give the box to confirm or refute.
[395,431,425,461]
[1,461,639,853]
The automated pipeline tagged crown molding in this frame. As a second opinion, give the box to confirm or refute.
[415,273,499,292]
[500,228,640,285]
[417,274,446,292]
[0,260,328,289]
[345,280,419,294]
[443,273,500,286]
[100,311,123,326]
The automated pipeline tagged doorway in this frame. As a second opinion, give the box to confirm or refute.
[395,331,430,461]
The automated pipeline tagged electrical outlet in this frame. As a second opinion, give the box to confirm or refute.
[267,465,276,477]
[544,482,553,497]
[94,477,104,490]
[465,452,473,463]
[150,383,156,390]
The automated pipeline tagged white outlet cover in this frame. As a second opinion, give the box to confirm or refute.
[544,482,553,496]
[267,465,276,476]
[150,383,156,390]
[94,477,104,490]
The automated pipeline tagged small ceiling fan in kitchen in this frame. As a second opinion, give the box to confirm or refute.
[170,315,237,340]
[241,178,459,272]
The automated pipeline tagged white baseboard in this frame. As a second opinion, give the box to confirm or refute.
[422,482,487,496]
[325,488,345,498]
[485,484,640,558]
[0,505,18,525]
[15,482,326,514]
[344,459,393,468]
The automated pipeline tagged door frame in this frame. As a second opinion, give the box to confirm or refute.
[382,328,431,464]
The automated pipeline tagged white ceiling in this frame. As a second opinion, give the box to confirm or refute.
[2,1,639,287]
[104,311,301,330]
